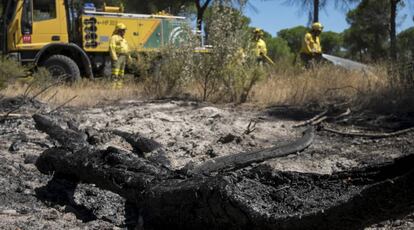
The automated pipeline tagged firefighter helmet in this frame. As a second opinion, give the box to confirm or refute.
[116,23,127,31]
[311,22,323,32]
[253,28,264,37]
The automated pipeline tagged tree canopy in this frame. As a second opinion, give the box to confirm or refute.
[343,0,390,61]
[321,31,343,56]
[277,26,308,53]
[397,27,414,59]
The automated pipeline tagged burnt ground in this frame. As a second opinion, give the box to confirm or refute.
[0,97,413,229]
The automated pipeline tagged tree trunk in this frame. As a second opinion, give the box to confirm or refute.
[313,0,320,23]
[389,0,400,62]
[195,0,212,32]
[196,10,204,32]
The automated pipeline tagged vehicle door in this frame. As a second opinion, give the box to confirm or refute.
[29,0,69,49]
[14,0,69,50]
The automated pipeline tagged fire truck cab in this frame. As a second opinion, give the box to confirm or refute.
[0,0,188,81]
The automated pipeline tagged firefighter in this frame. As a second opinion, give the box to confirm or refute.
[109,23,131,89]
[252,28,268,65]
[300,22,323,68]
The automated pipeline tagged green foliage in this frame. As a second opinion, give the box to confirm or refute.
[204,4,250,42]
[128,52,160,79]
[0,58,26,89]
[198,2,265,103]
[320,31,343,56]
[30,67,55,88]
[264,37,294,61]
[277,26,344,57]
[397,27,414,59]
[139,1,265,103]
[139,25,197,98]
[343,0,390,61]
[396,27,414,85]
[277,26,308,53]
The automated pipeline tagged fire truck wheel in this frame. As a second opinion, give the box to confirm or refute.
[43,55,81,82]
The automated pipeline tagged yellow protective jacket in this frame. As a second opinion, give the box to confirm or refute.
[300,32,322,55]
[254,39,267,57]
[109,34,130,61]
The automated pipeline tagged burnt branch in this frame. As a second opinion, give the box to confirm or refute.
[190,127,314,175]
[293,109,328,128]
[112,130,163,155]
[244,119,258,135]
[322,125,414,138]
[294,108,352,128]
[1,80,62,121]
[112,130,171,167]
[32,114,88,151]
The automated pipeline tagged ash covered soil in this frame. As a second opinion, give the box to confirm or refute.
[0,97,413,229]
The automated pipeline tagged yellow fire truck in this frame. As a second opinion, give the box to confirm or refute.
[0,0,190,81]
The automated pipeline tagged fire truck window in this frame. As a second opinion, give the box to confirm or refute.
[33,0,56,21]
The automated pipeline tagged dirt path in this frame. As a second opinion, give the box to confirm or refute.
[0,99,413,229]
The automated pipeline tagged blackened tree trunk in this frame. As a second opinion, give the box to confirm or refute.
[389,0,401,62]
[313,0,320,22]
[195,0,212,32]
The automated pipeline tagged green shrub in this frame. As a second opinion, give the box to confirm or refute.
[139,27,198,98]
[134,1,267,103]
[30,67,55,88]
[196,2,266,103]
[0,57,27,89]
[128,51,160,79]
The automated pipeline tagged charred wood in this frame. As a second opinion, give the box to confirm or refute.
[293,109,328,128]
[33,114,414,230]
[35,146,414,230]
[112,130,163,155]
[190,127,314,175]
[112,130,171,167]
[322,125,414,138]
[33,114,88,151]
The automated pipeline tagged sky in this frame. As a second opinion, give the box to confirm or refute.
[244,1,414,36]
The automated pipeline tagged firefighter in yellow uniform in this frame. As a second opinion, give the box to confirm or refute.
[109,23,131,89]
[300,22,323,68]
[252,28,268,65]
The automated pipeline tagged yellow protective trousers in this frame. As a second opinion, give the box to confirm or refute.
[111,55,127,89]
[111,55,127,77]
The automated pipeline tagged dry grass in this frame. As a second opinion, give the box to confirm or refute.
[1,63,412,116]
[251,64,392,107]
[2,78,144,107]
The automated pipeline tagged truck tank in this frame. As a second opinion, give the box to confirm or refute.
[81,10,189,53]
